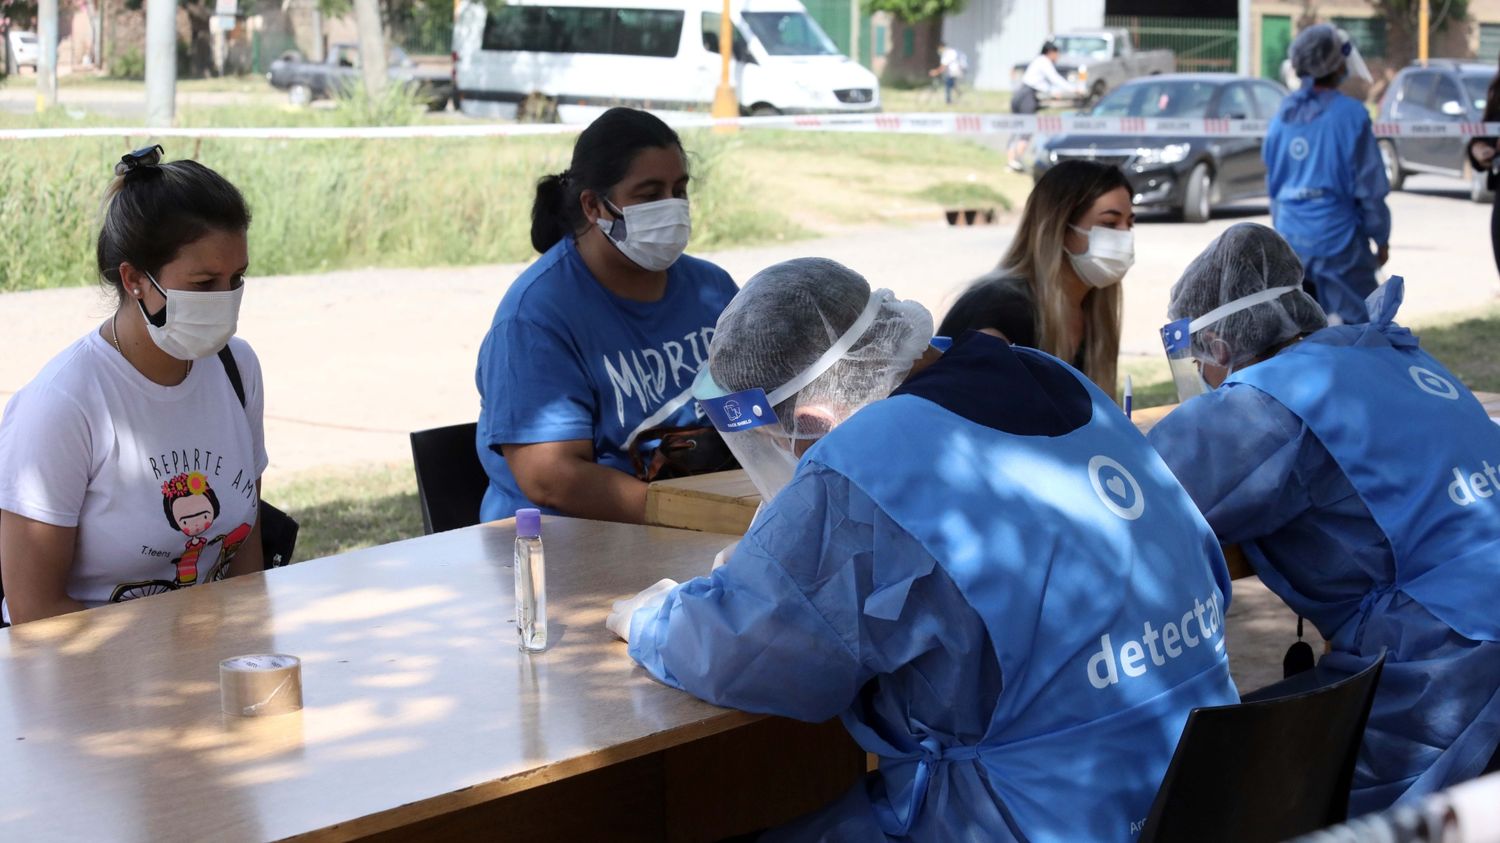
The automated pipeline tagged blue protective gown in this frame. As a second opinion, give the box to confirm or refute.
[1148,279,1500,815]
[629,333,1239,841]
[1263,85,1392,324]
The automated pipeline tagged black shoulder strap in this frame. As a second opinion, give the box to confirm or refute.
[218,346,247,409]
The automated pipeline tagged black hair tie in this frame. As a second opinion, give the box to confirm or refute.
[115,144,165,178]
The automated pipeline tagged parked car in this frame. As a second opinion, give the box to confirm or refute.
[1012,28,1174,108]
[452,0,881,121]
[266,44,453,110]
[6,30,39,70]
[1377,59,1495,202]
[1034,73,1289,223]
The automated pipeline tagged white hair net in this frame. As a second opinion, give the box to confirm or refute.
[1167,223,1328,368]
[1290,23,1371,83]
[699,258,934,499]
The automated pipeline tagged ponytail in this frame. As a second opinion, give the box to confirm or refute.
[530,173,573,253]
[527,107,685,255]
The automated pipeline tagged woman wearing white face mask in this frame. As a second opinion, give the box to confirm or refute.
[476,108,737,523]
[939,160,1134,397]
[0,147,267,624]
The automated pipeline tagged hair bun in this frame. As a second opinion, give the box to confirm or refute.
[115,144,165,179]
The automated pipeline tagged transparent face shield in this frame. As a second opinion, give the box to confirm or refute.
[1161,285,1302,403]
[1337,30,1372,83]
[694,293,889,503]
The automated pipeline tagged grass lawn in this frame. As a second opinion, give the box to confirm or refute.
[0,101,1030,292]
[880,85,1018,114]
[285,304,1500,561]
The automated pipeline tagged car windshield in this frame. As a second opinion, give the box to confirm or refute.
[17,33,37,43]
[1054,35,1110,60]
[1463,72,1492,112]
[1091,79,1217,117]
[742,12,839,56]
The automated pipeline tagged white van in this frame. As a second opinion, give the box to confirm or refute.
[452,0,880,120]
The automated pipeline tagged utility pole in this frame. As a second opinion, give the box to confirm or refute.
[145,0,177,126]
[36,0,58,111]
[1237,0,1251,77]
[352,0,386,97]
[1419,0,1430,66]
[710,0,736,121]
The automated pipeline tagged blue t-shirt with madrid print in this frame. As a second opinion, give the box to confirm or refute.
[475,236,736,520]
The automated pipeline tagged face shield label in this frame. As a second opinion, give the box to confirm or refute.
[1161,318,1192,355]
[699,388,781,433]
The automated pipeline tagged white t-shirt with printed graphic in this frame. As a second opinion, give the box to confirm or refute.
[0,331,268,617]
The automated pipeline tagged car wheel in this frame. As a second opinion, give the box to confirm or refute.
[288,83,312,107]
[1181,163,1212,223]
[1379,140,1405,191]
[749,104,781,117]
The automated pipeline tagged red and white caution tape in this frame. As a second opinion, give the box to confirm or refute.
[3,112,1499,141]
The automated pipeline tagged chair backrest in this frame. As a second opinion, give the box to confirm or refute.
[409,422,490,535]
[1139,654,1386,843]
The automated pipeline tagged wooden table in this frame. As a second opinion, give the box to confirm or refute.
[0,519,864,842]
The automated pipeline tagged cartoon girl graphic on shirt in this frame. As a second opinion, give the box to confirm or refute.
[161,471,253,586]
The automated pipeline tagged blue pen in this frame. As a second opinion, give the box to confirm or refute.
[1124,375,1133,420]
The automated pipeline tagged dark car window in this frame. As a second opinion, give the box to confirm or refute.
[1252,83,1284,118]
[1463,72,1492,113]
[1092,79,1217,118]
[1399,71,1438,113]
[1433,74,1464,118]
[1214,84,1254,119]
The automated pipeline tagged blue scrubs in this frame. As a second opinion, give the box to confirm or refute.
[1149,279,1500,815]
[629,333,1238,841]
[1263,85,1391,324]
[475,237,736,520]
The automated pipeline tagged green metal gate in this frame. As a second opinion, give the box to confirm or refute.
[802,0,875,68]
[1103,15,1238,74]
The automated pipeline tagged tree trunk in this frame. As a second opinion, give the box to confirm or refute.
[882,15,942,88]
[352,0,386,97]
[184,4,214,77]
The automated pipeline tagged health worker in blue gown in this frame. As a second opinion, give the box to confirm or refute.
[1263,24,1391,325]
[1148,223,1500,816]
[604,258,1239,842]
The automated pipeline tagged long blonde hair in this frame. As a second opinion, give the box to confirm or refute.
[1000,160,1127,396]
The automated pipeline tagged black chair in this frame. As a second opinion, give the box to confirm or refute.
[1139,654,1386,843]
[409,422,490,535]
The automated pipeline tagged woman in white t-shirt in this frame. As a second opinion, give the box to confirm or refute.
[0,146,267,624]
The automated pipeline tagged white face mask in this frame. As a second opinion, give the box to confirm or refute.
[138,271,244,361]
[1067,224,1135,289]
[596,197,692,272]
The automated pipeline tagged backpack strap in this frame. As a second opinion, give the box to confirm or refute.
[218,346,247,409]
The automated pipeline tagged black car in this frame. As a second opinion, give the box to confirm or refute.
[1377,60,1494,202]
[1034,73,1289,222]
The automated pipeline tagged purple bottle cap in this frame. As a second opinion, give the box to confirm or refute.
[515,508,541,538]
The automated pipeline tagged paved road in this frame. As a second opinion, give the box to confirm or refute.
[0,84,284,118]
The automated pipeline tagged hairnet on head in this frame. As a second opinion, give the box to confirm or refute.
[1167,222,1327,368]
[697,257,934,499]
[1289,23,1371,82]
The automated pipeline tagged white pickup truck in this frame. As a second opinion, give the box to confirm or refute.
[1014,28,1174,107]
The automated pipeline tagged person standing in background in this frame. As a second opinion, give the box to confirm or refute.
[1466,55,1500,284]
[928,41,964,105]
[1263,24,1390,324]
[1008,42,1079,172]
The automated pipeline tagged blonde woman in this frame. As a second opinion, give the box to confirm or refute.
[938,160,1134,395]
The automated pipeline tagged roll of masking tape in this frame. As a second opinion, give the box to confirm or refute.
[220,654,303,717]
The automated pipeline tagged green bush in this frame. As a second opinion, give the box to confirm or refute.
[0,129,803,292]
[111,48,145,80]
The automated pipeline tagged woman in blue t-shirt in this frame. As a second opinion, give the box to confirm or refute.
[476,108,737,523]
